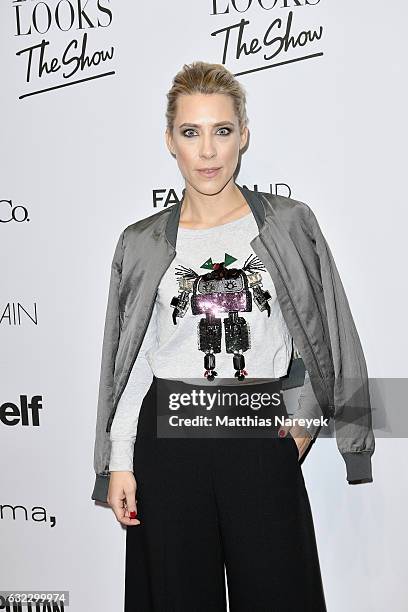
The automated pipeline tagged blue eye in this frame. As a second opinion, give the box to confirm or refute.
[181,127,233,138]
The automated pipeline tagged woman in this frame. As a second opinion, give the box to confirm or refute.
[92,61,375,611]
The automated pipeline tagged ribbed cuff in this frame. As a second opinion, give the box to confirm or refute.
[109,439,135,472]
[91,473,110,503]
[342,452,373,483]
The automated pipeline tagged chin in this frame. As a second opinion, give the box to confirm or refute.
[188,175,232,195]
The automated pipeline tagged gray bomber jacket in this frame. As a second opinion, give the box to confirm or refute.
[91,184,375,503]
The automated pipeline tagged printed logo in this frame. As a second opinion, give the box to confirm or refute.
[0,396,43,426]
[209,1,324,76]
[1,303,38,326]
[11,0,115,99]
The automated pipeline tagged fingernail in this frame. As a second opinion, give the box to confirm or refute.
[278,428,286,438]
[129,510,137,519]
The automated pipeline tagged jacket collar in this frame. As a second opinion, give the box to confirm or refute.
[164,183,267,249]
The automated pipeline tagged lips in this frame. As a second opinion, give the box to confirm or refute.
[197,167,221,178]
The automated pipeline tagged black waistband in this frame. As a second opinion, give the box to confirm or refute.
[152,376,283,395]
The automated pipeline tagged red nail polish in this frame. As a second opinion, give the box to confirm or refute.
[278,429,286,438]
[129,511,137,519]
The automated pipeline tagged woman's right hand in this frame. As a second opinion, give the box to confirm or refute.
[107,471,141,526]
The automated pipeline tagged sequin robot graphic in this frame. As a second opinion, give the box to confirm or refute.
[170,253,272,381]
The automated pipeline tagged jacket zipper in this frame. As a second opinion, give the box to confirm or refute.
[105,251,177,434]
[257,198,332,412]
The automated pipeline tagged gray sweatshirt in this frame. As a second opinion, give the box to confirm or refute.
[109,211,293,471]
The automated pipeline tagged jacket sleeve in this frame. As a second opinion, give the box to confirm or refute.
[291,368,325,440]
[109,300,158,472]
[91,229,125,502]
[302,203,375,484]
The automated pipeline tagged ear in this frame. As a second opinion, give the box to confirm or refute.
[165,129,175,156]
[239,126,249,151]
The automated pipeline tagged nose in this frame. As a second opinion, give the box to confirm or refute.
[199,133,217,159]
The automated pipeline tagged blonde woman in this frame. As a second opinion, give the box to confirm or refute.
[92,61,375,611]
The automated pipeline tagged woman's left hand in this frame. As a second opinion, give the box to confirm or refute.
[278,423,313,460]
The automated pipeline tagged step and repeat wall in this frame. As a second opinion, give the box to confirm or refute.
[1,1,407,611]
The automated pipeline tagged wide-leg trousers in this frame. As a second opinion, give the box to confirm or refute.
[124,376,327,612]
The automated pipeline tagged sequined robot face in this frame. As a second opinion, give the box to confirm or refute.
[170,253,272,381]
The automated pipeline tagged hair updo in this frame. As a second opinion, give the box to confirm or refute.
[166,60,248,134]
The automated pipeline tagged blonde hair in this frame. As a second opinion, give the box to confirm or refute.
[166,60,248,134]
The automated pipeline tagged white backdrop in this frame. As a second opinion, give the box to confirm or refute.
[1,1,407,610]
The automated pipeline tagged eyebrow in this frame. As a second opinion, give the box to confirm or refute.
[178,121,235,129]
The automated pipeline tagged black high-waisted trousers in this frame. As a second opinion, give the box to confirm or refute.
[124,376,327,612]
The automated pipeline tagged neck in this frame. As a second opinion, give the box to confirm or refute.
[179,180,251,229]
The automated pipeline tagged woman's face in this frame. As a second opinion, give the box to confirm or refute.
[166,93,248,195]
